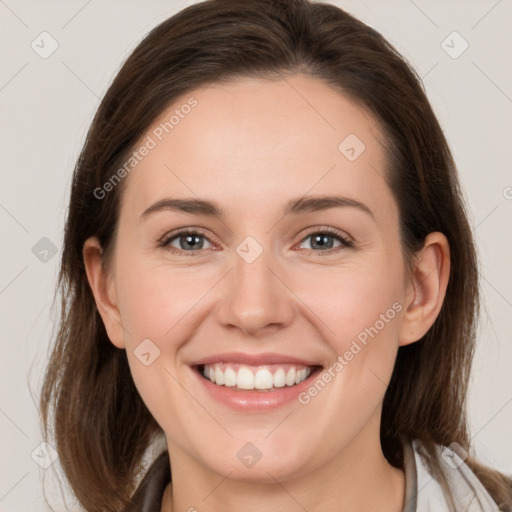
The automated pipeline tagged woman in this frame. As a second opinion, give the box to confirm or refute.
[40,0,512,510]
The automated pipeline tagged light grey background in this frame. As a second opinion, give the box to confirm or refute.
[1,0,511,510]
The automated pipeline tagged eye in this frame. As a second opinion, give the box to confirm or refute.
[159,227,354,256]
[297,228,354,254]
[160,229,214,255]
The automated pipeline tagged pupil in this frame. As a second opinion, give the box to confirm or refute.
[182,234,202,250]
[312,234,333,250]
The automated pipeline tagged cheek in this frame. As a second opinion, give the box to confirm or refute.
[300,261,404,347]
[294,259,404,400]
[115,258,211,343]
[116,263,202,430]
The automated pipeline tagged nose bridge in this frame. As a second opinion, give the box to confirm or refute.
[216,236,294,336]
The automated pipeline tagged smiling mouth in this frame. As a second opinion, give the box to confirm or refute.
[195,363,322,392]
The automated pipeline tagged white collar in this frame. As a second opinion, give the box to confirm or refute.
[402,439,499,511]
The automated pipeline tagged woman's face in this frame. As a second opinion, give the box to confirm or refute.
[93,74,415,481]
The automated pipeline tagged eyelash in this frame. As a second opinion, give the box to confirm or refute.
[158,227,354,256]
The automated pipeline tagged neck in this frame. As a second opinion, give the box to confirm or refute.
[161,414,405,512]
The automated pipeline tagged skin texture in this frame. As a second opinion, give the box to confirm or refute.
[83,74,450,512]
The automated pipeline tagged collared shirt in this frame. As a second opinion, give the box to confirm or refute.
[122,439,500,511]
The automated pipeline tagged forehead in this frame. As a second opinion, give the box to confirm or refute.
[120,74,394,222]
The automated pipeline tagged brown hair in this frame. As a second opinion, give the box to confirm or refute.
[39,0,512,510]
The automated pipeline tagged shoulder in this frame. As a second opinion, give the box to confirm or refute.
[409,439,500,512]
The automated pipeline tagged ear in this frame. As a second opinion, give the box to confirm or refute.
[83,236,126,349]
[399,232,450,346]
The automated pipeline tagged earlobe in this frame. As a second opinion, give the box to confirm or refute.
[82,237,126,349]
[399,232,450,346]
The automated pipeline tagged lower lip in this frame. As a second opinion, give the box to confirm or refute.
[192,366,322,412]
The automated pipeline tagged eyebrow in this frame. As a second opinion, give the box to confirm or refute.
[140,195,374,221]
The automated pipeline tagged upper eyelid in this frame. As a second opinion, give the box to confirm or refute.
[160,226,214,243]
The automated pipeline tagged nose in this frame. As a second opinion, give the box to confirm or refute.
[215,246,295,338]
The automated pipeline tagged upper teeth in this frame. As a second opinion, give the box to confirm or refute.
[203,364,311,390]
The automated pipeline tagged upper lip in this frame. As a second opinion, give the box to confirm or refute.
[190,352,322,367]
